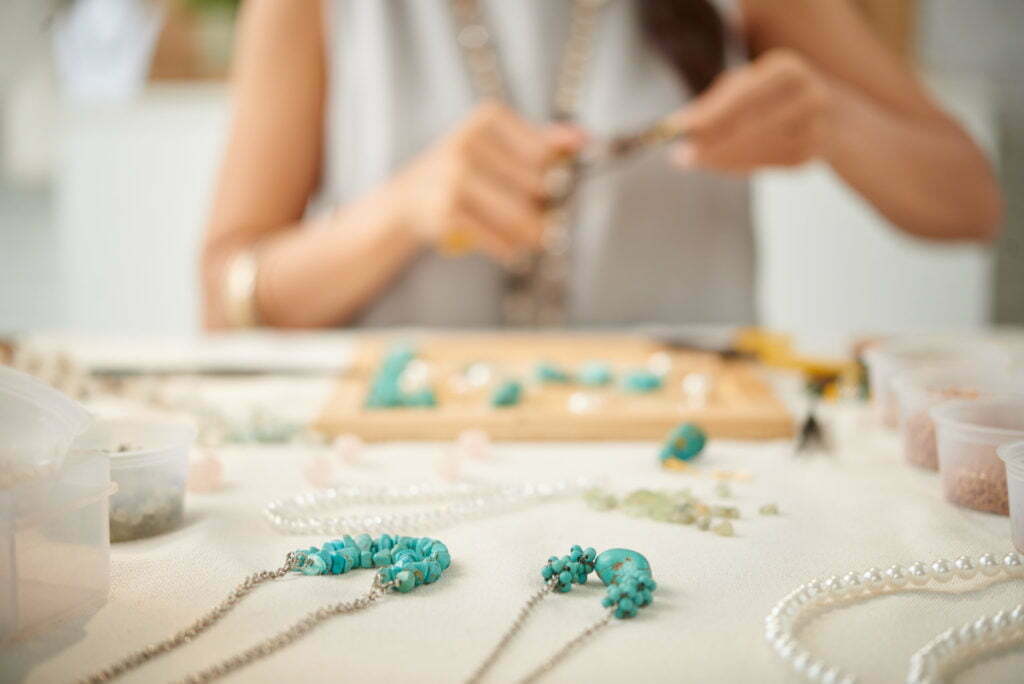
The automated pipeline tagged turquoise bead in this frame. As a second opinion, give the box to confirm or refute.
[535,362,572,383]
[579,362,613,386]
[491,380,523,408]
[342,535,357,550]
[359,551,373,569]
[659,422,707,462]
[331,553,348,574]
[594,549,652,586]
[378,534,393,550]
[404,388,437,407]
[339,548,359,568]
[356,533,373,551]
[372,549,392,567]
[395,570,416,593]
[424,562,442,584]
[622,370,662,393]
[301,554,327,575]
[433,549,451,570]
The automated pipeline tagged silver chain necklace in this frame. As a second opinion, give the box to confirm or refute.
[82,554,394,684]
[263,479,591,536]
[449,0,609,326]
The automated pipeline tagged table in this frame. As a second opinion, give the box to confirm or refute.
[3,400,1022,683]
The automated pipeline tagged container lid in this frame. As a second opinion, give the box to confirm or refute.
[72,418,197,469]
[864,337,1010,369]
[931,396,1024,445]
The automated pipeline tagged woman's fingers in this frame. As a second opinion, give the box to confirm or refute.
[462,171,544,249]
[450,209,520,264]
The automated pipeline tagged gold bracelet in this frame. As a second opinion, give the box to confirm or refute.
[223,249,261,328]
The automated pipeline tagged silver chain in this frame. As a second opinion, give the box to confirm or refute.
[464,577,615,684]
[517,611,613,684]
[449,0,608,326]
[81,554,394,684]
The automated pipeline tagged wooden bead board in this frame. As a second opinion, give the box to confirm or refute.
[315,333,795,441]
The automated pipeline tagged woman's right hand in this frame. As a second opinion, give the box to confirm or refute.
[392,101,586,265]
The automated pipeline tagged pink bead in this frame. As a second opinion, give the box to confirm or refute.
[455,428,491,461]
[303,453,335,488]
[332,434,365,466]
[187,452,224,493]
[435,450,462,482]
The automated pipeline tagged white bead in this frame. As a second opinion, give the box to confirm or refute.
[978,553,1001,576]
[973,616,992,639]
[862,567,885,591]
[792,650,810,673]
[908,561,930,585]
[992,610,1011,630]
[929,559,953,583]
[885,565,908,588]
[1002,552,1023,576]
[958,623,975,643]
[837,675,857,684]
[823,575,844,596]
[1011,604,1024,624]
[806,660,825,681]
[821,666,841,684]
[842,571,863,594]
[806,579,824,598]
[953,555,977,580]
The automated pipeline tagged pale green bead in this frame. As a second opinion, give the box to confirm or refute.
[712,520,734,537]
[759,503,780,515]
[696,515,711,531]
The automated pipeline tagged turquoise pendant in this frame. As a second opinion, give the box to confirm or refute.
[594,548,652,586]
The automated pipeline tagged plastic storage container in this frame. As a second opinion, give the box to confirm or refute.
[893,367,1023,470]
[73,419,196,542]
[1,450,114,642]
[997,441,1024,554]
[932,397,1024,515]
[864,339,1009,430]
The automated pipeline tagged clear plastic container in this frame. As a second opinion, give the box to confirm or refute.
[73,419,196,542]
[931,397,1024,515]
[0,366,93,482]
[997,441,1024,553]
[864,339,1009,430]
[1,450,114,642]
[893,367,1024,470]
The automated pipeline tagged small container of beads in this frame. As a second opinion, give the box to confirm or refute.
[932,397,1024,516]
[864,339,1008,430]
[892,367,1023,470]
[997,441,1024,553]
[73,419,196,542]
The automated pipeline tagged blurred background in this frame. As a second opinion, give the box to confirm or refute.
[0,0,1021,344]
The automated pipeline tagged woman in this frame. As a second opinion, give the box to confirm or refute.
[202,0,1002,329]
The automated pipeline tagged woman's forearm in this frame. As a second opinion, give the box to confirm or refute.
[823,80,1002,242]
[204,183,421,329]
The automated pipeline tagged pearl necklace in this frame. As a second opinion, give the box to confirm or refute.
[764,551,1024,684]
[264,479,591,536]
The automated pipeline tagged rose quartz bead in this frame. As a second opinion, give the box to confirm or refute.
[455,428,491,461]
[187,452,224,493]
[332,434,365,466]
[303,453,335,488]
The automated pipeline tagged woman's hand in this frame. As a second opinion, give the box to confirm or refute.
[393,101,585,265]
[672,49,835,173]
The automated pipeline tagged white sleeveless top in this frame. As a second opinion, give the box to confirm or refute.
[319,0,754,327]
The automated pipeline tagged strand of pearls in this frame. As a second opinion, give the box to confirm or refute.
[764,552,1024,684]
[264,479,591,535]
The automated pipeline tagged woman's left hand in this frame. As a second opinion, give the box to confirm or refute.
[672,49,836,173]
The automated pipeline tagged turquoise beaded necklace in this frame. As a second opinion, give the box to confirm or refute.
[82,533,452,683]
[465,545,657,683]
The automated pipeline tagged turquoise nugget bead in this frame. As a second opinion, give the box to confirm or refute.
[622,369,662,393]
[395,570,416,593]
[342,535,357,549]
[331,553,347,574]
[372,549,392,567]
[355,533,373,551]
[416,538,433,555]
[659,422,707,462]
[535,362,572,383]
[301,554,327,575]
[378,534,393,550]
[339,548,359,568]
[424,562,442,584]
[579,362,612,386]
[594,549,652,587]
[491,380,523,408]
[433,550,451,570]
[360,551,373,569]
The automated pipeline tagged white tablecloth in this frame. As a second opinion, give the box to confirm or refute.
[4,407,1023,684]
